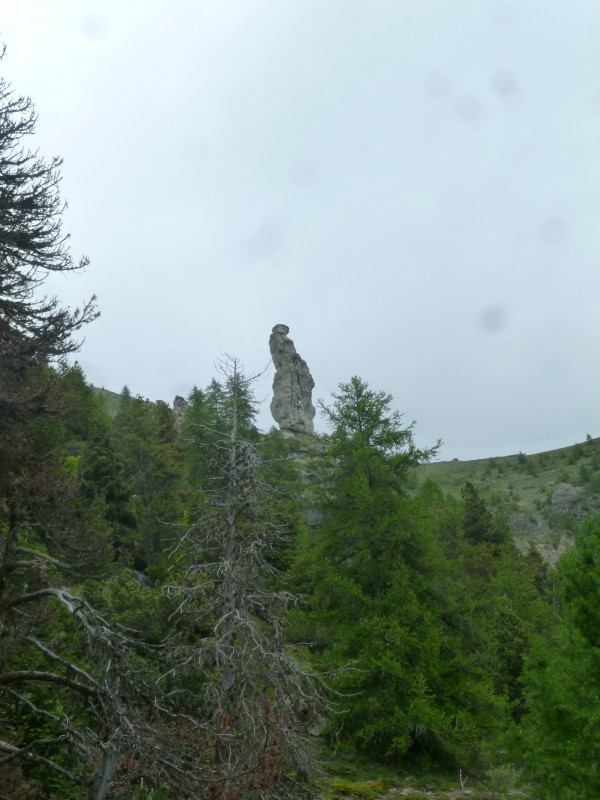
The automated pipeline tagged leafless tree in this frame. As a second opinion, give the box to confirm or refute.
[164,356,328,799]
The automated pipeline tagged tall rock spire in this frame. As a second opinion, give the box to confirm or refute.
[269,324,315,436]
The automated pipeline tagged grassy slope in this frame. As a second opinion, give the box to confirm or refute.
[414,437,600,562]
[93,386,123,417]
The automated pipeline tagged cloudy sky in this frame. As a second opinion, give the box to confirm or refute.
[2,0,600,460]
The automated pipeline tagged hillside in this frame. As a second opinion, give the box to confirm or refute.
[93,385,123,417]
[94,384,599,563]
[415,436,600,562]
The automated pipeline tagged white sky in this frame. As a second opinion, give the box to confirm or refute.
[2,0,600,460]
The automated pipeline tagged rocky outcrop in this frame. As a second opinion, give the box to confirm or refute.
[269,324,315,436]
[551,483,584,516]
[173,395,188,431]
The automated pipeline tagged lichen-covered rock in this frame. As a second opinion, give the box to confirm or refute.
[269,324,315,436]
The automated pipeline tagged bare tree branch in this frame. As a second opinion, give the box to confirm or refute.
[0,736,82,783]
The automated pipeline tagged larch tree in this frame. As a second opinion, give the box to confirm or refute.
[289,378,506,768]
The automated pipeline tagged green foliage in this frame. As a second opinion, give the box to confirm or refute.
[579,462,591,484]
[328,777,387,798]
[590,473,600,495]
[517,516,600,798]
[480,764,520,799]
[113,395,184,569]
[461,482,509,547]
[79,412,137,558]
[557,466,569,482]
[84,569,173,644]
[181,385,214,487]
[319,376,439,482]
[206,374,259,440]
[181,375,261,493]
[290,379,513,769]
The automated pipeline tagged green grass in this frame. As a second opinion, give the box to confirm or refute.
[318,754,528,799]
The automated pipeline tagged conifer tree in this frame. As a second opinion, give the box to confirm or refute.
[0,49,151,796]
[113,395,183,570]
[517,516,600,799]
[0,47,97,420]
[291,378,504,768]
[461,481,508,547]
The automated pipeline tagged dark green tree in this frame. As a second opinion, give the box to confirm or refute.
[517,517,600,798]
[290,379,503,767]
[461,482,509,547]
[79,412,138,562]
[315,376,439,593]
[180,385,214,488]
[0,50,150,797]
[113,395,183,571]
[0,47,96,420]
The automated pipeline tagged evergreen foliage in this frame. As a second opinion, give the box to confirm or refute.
[113,394,184,570]
[291,378,505,769]
[461,481,509,547]
[517,516,600,798]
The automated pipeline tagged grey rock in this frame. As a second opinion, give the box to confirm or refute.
[173,395,188,431]
[269,324,315,436]
[551,483,584,516]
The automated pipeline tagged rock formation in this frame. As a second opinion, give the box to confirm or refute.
[269,324,315,436]
[173,395,188,431]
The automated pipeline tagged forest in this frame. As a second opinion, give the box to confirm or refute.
[2,48,600,800]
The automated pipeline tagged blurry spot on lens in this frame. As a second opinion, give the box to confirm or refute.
[541,216,567,244]
[238,218,286,262]
[478,305,507,333]
[79,14,109,40]
[490,70,518,98]
[455,95,483,122]
[424,72,452,100]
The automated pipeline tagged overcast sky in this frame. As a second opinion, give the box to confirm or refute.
[3,0,600,460]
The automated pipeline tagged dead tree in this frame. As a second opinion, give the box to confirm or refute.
[165,356,327,800]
